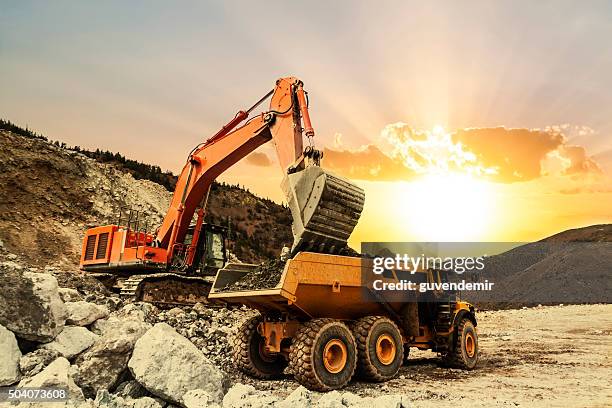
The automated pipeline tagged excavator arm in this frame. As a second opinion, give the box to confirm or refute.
[156,77,311,264]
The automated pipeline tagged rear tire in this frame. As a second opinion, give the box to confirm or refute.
[233,315,287,378]
[444,317,478,369]
[289,319,357,391]
[352,316,404,381]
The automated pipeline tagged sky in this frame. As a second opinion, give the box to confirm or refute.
[1,1,611,244]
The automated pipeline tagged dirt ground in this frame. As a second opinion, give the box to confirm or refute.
[248,304,612,407]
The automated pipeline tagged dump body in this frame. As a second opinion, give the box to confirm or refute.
[209,252,410,319]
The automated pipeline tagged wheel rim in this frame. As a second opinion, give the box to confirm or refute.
[258,338,276,363]
[465,332,476,358]
[376,334,396,365]
[323,339,347,374]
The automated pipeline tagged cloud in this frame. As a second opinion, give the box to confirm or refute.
[322,124,605,184]
[451,127,564,182]
[558,145,602,175]
[323,145,415,181]
[245,152,272,167]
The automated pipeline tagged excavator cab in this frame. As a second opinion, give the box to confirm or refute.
[184,223,227,276]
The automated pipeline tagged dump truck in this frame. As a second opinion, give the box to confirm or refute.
[209,253,479,391]
[79,77,364,304]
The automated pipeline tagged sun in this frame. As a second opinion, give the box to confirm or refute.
[395,173,495,241]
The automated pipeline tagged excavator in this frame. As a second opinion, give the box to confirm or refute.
[79,77,365,305]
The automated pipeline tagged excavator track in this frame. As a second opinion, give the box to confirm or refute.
[119,273,217,307]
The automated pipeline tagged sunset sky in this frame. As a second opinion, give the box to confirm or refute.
[1,1,611,244]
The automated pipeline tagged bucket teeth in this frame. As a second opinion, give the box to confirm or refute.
[283,166,364,255]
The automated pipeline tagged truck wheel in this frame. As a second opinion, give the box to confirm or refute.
[444,317,478,369]
[352,316,404,381]
[233,315,287,379]
[289,318,357,391]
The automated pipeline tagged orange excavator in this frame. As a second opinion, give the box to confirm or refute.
[79,77,365,305]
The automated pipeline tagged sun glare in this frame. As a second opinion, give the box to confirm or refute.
[395,173,495,241]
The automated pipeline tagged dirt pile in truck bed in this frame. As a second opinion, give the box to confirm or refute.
[221,259,287,291]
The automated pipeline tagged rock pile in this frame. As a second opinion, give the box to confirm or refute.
[0,262,411,407]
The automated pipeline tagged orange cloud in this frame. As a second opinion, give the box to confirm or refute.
[323,145,415,181]
[245,152,272,167]
[558,145,602,175]
[452,127,564,182]
[323,125,604,184]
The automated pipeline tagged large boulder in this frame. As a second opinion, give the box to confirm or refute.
[0,323,22,385]
[19,348,61,378]
[128,323,227,406]
[75,317,150,398]
[41,326,99,359]
[18,357,85,403]
[0,268,67,342]
[65,301,109,326]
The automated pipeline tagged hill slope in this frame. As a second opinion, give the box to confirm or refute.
[0,129,291,268]
[463,224,612,307]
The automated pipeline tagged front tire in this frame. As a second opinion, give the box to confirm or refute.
[444,317,478,369]
[289,319,357,391]
[233,315,287,378]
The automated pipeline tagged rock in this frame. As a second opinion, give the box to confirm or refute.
[0,323,22,385]
[118,303,158,322]
[128,323,227,406]
[41,326,99,359]
[75,316,150,399]
[0,269,67,342]
[66,301,109,326]
[191,303,211,318]
[19,348,61,377]
[115,380,149,399]
[222,383,281,408]
[18,357,85,402]
[183,389,221,408]
[223,384,263,408]
[59,287,83,303]
[94,390,163,408]
[277,386,314,407]
[316,391,344,408]
[104,297,123,312]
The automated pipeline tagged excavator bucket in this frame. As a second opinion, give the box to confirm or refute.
[283,166,365,255]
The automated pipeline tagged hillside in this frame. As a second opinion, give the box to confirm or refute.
[462,224,612,307]
[0,128,291,268]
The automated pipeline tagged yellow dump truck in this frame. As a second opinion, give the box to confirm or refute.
[208,252,479,391]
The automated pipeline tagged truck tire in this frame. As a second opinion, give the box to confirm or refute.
[444,317,478,369]
[289,318,357,391]
[352,316,404,381]
[233,315,287,379]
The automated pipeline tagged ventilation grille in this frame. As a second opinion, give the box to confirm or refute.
[84,235,96,261]
[96,232,109,259]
